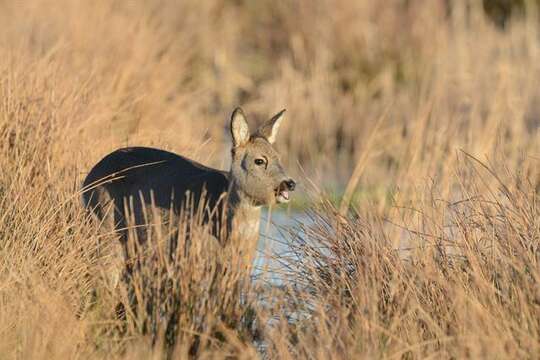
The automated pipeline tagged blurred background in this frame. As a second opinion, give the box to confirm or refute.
[0,0,538,206]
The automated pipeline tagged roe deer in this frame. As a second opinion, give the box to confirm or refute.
[82,108,296,256]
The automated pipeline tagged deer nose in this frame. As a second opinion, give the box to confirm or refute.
[285,179,296,191]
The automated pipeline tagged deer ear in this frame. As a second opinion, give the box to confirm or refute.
[230,107,250,147]
[256,109,286,144]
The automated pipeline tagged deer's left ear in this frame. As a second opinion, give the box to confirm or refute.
[231,107,251,147]
[256,109,286,144]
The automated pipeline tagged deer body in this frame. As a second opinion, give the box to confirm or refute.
[82,108,295,251]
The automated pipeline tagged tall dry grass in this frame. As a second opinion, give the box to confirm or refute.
[270,154,539,358]
[0,0,538,358]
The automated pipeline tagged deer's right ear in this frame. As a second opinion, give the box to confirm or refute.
[230,107,250,147]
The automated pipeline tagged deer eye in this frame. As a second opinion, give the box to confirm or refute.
[254,158,265,166]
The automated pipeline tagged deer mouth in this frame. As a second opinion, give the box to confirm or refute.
[277,190,290,203]
[275,184,291,204]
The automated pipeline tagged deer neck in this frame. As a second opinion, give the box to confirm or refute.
[226,181,262,242]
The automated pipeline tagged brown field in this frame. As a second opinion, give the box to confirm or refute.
[0,0,539,358]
